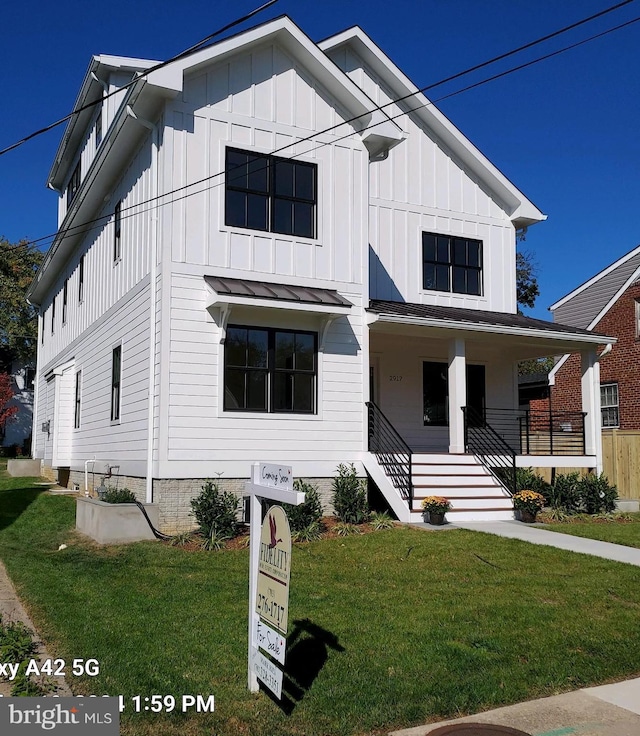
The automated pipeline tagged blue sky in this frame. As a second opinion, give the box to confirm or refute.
[2,0,639,319]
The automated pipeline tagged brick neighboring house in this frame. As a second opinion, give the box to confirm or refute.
[532,245,640,502]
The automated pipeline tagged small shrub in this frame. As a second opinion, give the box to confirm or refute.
[101,487,137,504]
[282,480,323,533]
[0,619,38,663]
[292,521,324,542]
[577,473,618,514]
[200,529,229,551]
[190,480,240,539]
[370,511,395,530]
[334,521,362,536]
[515,467,551,501]
[332,464,369,524]
[549,472,581,513]
[169,531,197,547]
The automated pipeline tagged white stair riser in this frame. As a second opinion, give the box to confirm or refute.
[413,466,493,477]
[410,510,516,523]
[413,499,513,512]
[415,487,510,499]
[413,476,498,487]
[413,454,480,465]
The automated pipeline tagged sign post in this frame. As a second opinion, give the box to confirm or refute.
[246,463,304,694]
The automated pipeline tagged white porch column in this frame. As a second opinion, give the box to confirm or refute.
[448,338,466,454]
[581,349,602,471]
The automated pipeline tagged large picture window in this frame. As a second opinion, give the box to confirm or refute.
[422,232,482,296]
[224,326,317,413]
[225,148,317,238]
[600,383,619,428]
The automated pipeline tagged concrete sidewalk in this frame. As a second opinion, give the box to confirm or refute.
[390,677,640,736]
[452,520,640,567]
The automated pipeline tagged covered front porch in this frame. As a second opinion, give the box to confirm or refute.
[363,301,614,521]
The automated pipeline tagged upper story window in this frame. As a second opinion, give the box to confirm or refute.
[67,161,81,209]
[74,370,82,429]
[422,232,483,296]
[224,326,317,413]
[225,148,317,239]
[94,108,103,150]
[78,255,85,303]
[62,280,68,325]
[601,383,619,428]
[111,345,122,422]
[51,296,56,335]
[114,202,122,262]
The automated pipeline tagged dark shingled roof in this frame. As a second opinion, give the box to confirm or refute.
[206,275,352,307]
[368,300,611,339]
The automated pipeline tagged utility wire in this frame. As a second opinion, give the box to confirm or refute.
[10,3,640,255]
[0,0,279,158]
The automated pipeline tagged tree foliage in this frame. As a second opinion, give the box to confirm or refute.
[0,373,18,431]
[0,238,44,363]
[516,250,539,311]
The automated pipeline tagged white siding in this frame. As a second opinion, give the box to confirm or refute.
[328,47,518,313]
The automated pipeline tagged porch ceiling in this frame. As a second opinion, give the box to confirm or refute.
[367,300,615,359]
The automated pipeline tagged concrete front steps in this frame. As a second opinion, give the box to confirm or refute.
[409,453,515,523]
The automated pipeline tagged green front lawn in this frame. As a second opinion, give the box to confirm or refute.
[540,513,640,549]
[1,472,640,736]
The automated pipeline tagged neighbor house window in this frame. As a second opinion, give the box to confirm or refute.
[600,383,619,428]
[224,326,317,413]
[114,201,122,261]
[94,108,102,150]
[635,300,640,338]
[74,370,82,429]
[78,255,85,303]
[422,232,482,296]
[225,148,317,238]
[62,280,68,325]
[51,296,55,335]
[111,346,122,422]
[67,161,81,208]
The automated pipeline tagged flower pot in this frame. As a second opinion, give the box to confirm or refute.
[519,510,537,523]
[428,512,445,526]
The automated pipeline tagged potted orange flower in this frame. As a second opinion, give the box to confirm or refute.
[513,490,545,523]
[421,496,451,525]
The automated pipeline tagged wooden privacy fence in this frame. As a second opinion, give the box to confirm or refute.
[534,429,640,500]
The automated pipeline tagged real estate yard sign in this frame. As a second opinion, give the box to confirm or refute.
[246,463,305,696]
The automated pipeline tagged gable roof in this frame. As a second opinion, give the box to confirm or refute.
[550,244,640,331]
[319,26,545,229]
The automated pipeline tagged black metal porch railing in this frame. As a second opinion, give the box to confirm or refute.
[366,401,413,509]
[462,406,517,495]
[480,408,586,456]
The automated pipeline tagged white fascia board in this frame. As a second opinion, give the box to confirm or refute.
[550,244,640,312]
[207,294,351,315]
[319,27,545,226]
[374,314,614,345]
[547,353,570,385]
[159,17,375,124]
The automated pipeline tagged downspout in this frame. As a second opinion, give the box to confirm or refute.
[127,106,159,504]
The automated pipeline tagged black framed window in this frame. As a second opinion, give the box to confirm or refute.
[74,370,82,429]
[423,361,486,426]
[422,232,482,296]
[111,346,122,422]
[225,148,317,238]
[51,297,55,335]
[224,326,317,413]
[67,161,81,208]
[78,255,85,303]
[114,201,122,261]
[95,108,102,150]
[62,280,68,325]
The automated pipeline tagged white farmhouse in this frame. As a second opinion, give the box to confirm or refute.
[28,17,612,531]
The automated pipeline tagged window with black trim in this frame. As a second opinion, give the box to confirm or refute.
[51,297,55,335]
[111,346,122,422]
[95,108,102,150]
[67,161,81,208]
[422,232,483,296]
[114,201,122,261]
[78,255,85,303]
[225,148,317,238]
[600,383,619,428]
[62,280,68,325]
[224,326,317,413]
[74,370,82,429]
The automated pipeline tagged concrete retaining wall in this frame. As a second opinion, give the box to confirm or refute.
[7,459,42,477]
[76,497,159,544]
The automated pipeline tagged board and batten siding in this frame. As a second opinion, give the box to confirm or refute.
[160,42,367,288]
[327,45,517,313]
[163,271,365,476]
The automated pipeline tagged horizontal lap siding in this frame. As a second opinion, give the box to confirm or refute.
[166,273,364,463]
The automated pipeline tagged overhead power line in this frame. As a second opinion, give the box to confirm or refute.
[0,0,279,158]
[11,2,640,257]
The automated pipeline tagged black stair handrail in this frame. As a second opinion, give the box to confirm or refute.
[366,401,413,508]
[463,406,517,496]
